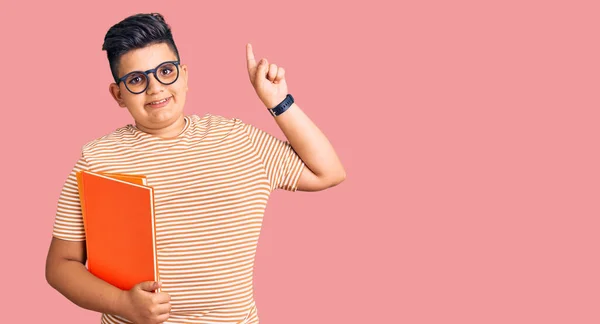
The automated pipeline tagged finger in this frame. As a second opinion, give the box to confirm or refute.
[153,292,171,304]
[156,302,172,315]
[256,58,269,83]
[267,63,278,81]
[275,67,285,83]
[156,312,170,323]
[246,43,256,71]
[138,281,160,292]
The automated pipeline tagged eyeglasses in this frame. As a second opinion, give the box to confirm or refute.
[117,61,180,94]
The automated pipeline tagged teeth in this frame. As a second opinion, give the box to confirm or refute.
[151,98,168,105]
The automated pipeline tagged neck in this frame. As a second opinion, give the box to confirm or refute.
[135,115,186,139]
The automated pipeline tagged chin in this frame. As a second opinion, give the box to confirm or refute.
[157,108,184,122]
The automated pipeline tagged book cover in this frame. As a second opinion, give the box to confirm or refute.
[76,171,159,291]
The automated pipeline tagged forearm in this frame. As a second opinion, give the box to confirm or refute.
[46,259,128,318]
[272,103,345,181]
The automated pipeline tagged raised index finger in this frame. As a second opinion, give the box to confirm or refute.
[246,43,256,70]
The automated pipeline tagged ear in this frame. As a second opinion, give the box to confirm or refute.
[109,83,127,107]
[181,64,189,91]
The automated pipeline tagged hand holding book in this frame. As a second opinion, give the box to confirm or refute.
[117,281,171,323]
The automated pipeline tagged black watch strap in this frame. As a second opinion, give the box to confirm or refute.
[268,94,294,117]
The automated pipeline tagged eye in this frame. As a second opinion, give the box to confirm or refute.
[126,73,145,85]
[160,67,173,76]
[128,76,142,84]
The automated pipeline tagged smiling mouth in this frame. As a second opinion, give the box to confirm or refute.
[147,96,172,107]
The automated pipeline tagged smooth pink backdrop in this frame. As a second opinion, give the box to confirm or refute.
[1,0,599,323]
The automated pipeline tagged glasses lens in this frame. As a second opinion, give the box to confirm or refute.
[124,72,148,94]
[156,62,179,85]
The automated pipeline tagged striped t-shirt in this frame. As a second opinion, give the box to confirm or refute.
[52,113,305,324]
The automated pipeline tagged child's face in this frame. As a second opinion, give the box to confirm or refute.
[109,42,188,130]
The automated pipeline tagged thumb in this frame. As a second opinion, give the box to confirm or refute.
[255,58,268,83]
[137,281,161,292]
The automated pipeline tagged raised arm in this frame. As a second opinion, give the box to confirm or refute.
[245,43,346,191]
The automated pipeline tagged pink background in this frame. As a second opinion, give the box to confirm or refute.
[1,0,599,323]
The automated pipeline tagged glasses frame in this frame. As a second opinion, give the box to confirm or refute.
[117,61,181,94]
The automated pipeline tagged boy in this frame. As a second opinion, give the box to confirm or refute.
[45,13,345,324]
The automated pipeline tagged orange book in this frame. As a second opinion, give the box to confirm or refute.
[76,171,159,291]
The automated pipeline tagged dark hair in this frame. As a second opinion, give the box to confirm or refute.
[102,13,180,83]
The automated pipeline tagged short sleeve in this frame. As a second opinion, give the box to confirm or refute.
[242,122,305,192]
[52,155,89,241]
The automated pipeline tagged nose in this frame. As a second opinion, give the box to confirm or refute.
[145,72,165,95]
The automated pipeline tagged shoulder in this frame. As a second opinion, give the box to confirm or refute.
[80,123,142,157]
[191,113,248,133]
[194,113,243,126]
[82,125,132,150]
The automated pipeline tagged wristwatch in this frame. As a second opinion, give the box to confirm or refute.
[268,94,294,117]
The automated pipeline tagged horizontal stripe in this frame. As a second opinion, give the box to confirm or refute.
[53,114,304,323]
